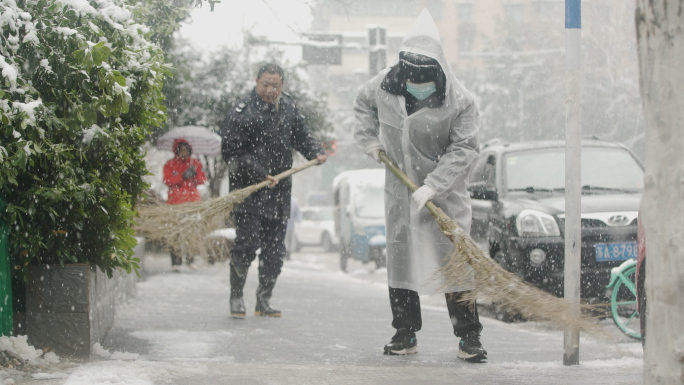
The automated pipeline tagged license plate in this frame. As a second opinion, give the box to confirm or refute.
[595,242,638,262]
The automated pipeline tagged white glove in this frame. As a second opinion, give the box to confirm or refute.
[412,185,436,210]
[370,149,382,163]
[365,143,384,163]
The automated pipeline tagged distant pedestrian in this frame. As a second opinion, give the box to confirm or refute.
[285,197,302,260]
[353,10,486,361]
[221,63,327,318]
[163,138,207,271]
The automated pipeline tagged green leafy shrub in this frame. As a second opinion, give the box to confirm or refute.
[0,0,169,277]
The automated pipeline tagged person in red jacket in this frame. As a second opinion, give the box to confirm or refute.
[163,138,207,269]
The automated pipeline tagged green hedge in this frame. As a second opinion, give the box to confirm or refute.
[0,0,169,277]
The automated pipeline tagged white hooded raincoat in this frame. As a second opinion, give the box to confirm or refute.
[353,10,481,294]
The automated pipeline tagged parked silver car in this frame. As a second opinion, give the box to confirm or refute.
[293,206,339,252]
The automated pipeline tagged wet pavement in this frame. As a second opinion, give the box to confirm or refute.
[14,247,644,384]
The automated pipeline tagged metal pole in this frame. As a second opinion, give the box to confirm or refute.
[563,0,581,366]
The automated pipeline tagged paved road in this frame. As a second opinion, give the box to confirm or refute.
[16,247,644,384]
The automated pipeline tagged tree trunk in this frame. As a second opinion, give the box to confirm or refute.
[209,161,227,197]
[636,1,684,383]
[201,155,227,198]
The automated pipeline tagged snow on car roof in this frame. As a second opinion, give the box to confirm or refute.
[332,168,385,191]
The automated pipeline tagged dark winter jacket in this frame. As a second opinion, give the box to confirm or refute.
[220,89,324,219]
[163,138,207,205]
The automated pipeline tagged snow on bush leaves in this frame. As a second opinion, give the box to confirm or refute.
[0,0,169,277]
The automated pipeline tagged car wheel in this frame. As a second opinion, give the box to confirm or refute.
[321,232,333,252]
[491,247,526,323]
[340,244,350,272]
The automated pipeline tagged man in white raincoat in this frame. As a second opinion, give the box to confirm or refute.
[353,10,486,362]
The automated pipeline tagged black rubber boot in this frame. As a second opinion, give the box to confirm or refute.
[230,298,246,318]
[230,264,247,318]
[255,278,281,317]
[383,329,418,355]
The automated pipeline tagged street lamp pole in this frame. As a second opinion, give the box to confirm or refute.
[564,0,582,366]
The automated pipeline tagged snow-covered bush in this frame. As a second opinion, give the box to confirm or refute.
[0,0,169,277]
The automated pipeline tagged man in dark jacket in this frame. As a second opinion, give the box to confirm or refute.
[221,63,327,318]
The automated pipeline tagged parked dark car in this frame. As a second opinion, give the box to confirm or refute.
[468,140,643,300]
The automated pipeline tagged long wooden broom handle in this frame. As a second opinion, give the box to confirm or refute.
[249,158,321,191]
[378,150,443,222]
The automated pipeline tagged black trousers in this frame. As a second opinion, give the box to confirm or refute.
[389,287,483,337]
[230,213,288,282]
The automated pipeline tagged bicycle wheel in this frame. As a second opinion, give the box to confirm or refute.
[610,264,641,340]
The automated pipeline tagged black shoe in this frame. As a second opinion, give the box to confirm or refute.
[230,297,246,318]
[383,329,417,355]
[255,279,281,317]
[457,332,487,362]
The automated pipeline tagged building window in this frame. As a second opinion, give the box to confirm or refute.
[456,3,473,22]
[504,3,525,23]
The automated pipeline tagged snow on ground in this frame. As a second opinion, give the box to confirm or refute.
[8,247,643,384]
[0,335,60,366]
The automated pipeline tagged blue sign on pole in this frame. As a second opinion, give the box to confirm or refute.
[565,0,581,71]
[565,0,581,29]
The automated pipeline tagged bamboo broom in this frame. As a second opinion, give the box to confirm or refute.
[135,159,320,258]
[378,151,603,335]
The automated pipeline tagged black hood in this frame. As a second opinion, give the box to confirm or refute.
[380,63,447,106]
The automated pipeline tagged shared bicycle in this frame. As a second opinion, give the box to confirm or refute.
[605,258,641,340]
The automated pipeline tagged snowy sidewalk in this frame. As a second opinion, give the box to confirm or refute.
[13,251,643,384]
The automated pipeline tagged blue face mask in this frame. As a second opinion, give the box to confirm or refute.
[406,81,436,100]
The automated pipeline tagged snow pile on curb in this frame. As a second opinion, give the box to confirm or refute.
[0,335,59,366]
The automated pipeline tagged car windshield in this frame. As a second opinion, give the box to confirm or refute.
[504,147,644,193]
[354,185,385,218]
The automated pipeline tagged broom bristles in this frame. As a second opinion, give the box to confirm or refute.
[135,186,255,257]
[431,205,605,336]
[135,159,320,258]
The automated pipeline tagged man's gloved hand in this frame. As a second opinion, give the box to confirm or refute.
[412,185,436,210]
[182,166,197,179]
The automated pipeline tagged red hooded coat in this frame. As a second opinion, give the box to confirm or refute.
[163,139,207,205]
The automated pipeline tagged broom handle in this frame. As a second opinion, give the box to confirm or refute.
[378,151,443,221]
[249,158,321,190]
